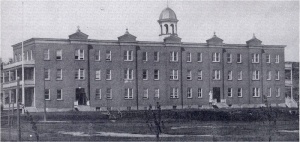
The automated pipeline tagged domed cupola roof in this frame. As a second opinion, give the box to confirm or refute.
[158,7,178,22]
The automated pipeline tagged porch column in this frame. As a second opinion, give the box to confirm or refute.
[8,70,11,82]
[15,69,18,81]
[291,68,293,99]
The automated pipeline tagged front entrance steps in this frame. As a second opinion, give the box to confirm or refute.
[213,102,229,109]
[74,105,92,111]
[285,97,298,108]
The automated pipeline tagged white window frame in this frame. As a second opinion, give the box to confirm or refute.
[252,53,259,63]
[238,88,242,97]
[228,88,232,97]
[125,88,133,99]
[154,51,159,62]
[106,50,111,61]
[197,70,202,80]
[142,69,148,80]
[143,89,149,99]
[44,69,50,80]
[75,49,84,60]
[267,88,272,97]
[237,54,242,63]
[187,70,192,80]
[56,69,62,80]
[45,89,50,100]
[44,49,50,60]
[106,69,111,80]
[95,50,101,61]
[170,87,179,99]
[252,70,260,80]
[276,87,280,97]
[267,71,272,80]
[253,88,260,97]
[106,88,112,99]
[95,89,101,100]
[266,54,270,63]
[57,89,63,100]
[75,69,85,80]
[142,52,148,61]
[170,70,179,80]
[238,71,242,80]
[124,68,133,80]
[187,88,192,98]
[26,51,29,61]
[275,70,280,80]
[187,52,192,62]
[213,70,221,80]
[154,69,159,80]
[124,50,133,61]
[56,49,62,60]
[212,52,220,62]
[197,88,202,98]
[197,53,202,62]
[154,89,160,98]
[95,70,101,80]
[228,70,233,80]
[227,53,232,63]
[170,51,178,62]
[275,55,280,63]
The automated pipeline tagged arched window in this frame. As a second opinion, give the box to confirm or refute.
[170,24,175,34]
[164,24,168,34]
[160,25,163,34]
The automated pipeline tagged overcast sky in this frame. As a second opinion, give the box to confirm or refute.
[1,0,299,62]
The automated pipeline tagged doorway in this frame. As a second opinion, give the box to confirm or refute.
[76,88,87,105]
[213,87,221,103]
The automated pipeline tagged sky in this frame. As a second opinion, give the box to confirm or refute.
[1,0,299,62]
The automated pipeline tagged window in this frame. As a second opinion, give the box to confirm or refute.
[267,88,272,97]
[212,52,220,62]
[143,89,148,99]
[45,89,50,100]
[275,55,280,63]
[238,88,242,97]
[197,53,202,62]
[19,53,22,61]
[213,70,221,80]
[57,89,63,100]
[228,88,232,97]
[106,69,111,80]
[95,89,101,99]
[106,50,111,61]
[170,88,179,99]
[56,69,62,80]
[154,89,159,98]
[124,68,133,80]
[252,88,260,97]
[228,71,232,80]
[197,70,202,80]
[238,71,242,80]
[44,49,50,60]
[154,69,159,80]
[25,51,29,61]
[187,70,192,80]
[170,70,178,80]
[252,53,259,63]
[95,50,101,61]
[124,50,133,61]
[275,70,280,80]
[142,52,148,61]
[154,51,159,62]
[197,88,202,98]
[275,87,280,97]
[187,88,192,98]
[142,69,148,80]
[170,51,178,62]
[75,49,84,60]
[30,50,33,60]
[95,70,101,80]
[44,69,50,80]
[266,54,270,63]
[264,70,271,80]
[106,88,112,99]
[124,88,133,99]
[75,69,85,80]
[186,52,191,62]
[237,54,242,63]
[56,49,62,60]
[227,53,232,63]
[252,70,260,80]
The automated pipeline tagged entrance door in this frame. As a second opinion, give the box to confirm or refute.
[213,87,221,103]
[76,88,86,105]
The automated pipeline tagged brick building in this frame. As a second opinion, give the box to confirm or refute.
[1,7,286,112]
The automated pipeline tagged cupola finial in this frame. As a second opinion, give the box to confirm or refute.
[214,31,216,37]
[77,26,80,32]
[125,27,129,34]
[253,33,256,38]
